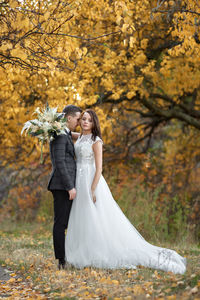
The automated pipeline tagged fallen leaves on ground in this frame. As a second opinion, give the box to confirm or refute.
[0,276,47,299]
[0,223,199,299]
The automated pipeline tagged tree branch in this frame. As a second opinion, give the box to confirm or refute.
[26,30,122,41]
[89,90,200,131]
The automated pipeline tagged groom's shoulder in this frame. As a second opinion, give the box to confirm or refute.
[51,133,68,145]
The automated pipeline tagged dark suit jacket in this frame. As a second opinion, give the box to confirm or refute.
[47,132,76,191]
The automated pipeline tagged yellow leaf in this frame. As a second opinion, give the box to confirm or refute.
[122,24,129,32]
[127,91,136,99]
[171,283,177,287]
[46,61,55,69]
[99,277,107,283]
[131,25,136,31]
[112,280,119,285]
[7,278,15,283]
[0,43,13,51]
[11,49,27,60]
[91,270,97,276]
[133,285,144,295]
[116,15,122,25]
[144,281,153,287]
[22,18,30,29]
[82,47,88,56]
[44,12,50,20]
[75,48,82,58]
[129,36,136,48]
[141,39,148,49]
[167,295,176,300]
[10,0,18,9]
[83,291,89,295]
[135,52,146,65]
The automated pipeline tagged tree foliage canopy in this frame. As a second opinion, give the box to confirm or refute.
[1,0,199,158]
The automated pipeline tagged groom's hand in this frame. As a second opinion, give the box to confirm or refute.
[68,188,76,200]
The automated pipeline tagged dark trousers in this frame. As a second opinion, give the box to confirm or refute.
[51,190,73,260]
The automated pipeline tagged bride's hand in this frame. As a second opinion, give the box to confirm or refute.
[91,189,96,203]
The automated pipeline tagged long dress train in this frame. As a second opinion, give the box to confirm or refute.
[65,134,186,274]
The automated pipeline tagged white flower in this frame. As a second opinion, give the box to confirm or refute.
[21,104,67,143]
[54,121,62,130]
[21,121,32,135]
[34,107,41,115]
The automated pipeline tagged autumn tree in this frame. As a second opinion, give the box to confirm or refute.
[0,0,200,236]
[69,0,200,147]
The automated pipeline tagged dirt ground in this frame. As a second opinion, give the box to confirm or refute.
[0,266,10,281]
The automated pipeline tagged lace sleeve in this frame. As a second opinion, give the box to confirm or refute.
[93,136,103,145]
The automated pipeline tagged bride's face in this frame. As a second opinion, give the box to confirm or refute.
[81,112,93,132]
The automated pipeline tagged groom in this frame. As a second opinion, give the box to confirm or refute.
[48,105,82,270]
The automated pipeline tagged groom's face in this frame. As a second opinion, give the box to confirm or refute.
[67,112,81,131]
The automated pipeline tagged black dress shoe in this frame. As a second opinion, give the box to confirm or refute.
[58,259,66,270]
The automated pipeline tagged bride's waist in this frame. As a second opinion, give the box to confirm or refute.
[76,160,95,166]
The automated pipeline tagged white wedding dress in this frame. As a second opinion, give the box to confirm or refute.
[65,134,186,274]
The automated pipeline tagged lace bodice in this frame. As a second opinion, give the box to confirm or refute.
[75,134,103,165]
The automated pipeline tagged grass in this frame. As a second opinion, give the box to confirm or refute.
[0,219,199,300]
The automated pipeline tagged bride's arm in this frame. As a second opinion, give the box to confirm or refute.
[71,132,80,141]
[91,141,103,203]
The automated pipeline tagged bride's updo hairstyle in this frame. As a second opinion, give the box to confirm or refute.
[81,109,102,142]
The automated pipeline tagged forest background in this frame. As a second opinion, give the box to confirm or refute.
[0,0,200,245]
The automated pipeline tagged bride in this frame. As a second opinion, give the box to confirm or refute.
[65,109,186,274]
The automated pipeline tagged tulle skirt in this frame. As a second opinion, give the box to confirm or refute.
[65,163,186,274]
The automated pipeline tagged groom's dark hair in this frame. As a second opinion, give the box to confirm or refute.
[62,105,82,116]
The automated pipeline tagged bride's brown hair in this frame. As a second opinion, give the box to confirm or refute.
[81,109,102,141]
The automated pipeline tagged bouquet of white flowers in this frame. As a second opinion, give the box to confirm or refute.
[21,103,67,163]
